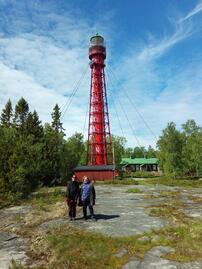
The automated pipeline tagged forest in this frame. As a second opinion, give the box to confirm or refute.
[0,98,201,201]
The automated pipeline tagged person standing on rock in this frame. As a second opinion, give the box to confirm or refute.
[66,174,80,221]
[81,176,96,220]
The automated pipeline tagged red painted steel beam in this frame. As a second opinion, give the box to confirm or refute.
[87,34,114,166]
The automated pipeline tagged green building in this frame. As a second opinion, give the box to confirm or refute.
[120,157,159,172]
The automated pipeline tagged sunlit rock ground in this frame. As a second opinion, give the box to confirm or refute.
[0,184,202,269]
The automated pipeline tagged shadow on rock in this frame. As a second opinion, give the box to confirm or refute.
[95,214,120,220]
[76,214,120,221]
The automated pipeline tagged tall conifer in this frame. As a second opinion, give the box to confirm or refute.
[14,97,29,131]
[0,99,13,128]
[51,104,64,134]
[26,110,43,141]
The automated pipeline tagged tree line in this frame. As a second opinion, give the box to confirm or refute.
[114,120,202,178]
[157,120,202,178]
[0,98,201,200]
[0,98,85,199]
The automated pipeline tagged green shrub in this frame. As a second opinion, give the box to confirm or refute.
[132,171,156,178]
[126,188,143,193]
[96,179,139,185]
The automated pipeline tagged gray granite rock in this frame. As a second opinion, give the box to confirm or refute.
[74,185,168,236]
[122,257,141,269]
[0,232,27,269]
[1,185,202,269]
[113,247,128,258]
[39,218,69,230]
[122,246,202,269]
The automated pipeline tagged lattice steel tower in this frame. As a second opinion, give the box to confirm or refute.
[87,34,114,165]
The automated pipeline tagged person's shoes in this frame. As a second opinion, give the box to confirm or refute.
[91,216,96,221]
[70,218,73,221]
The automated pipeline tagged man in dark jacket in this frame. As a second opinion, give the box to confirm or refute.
[66,174,80,221]
[81,176,96,220]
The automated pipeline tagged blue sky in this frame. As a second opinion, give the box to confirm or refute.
[0,0,202,148]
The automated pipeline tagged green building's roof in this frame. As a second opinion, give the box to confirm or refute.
[120,157,159,165]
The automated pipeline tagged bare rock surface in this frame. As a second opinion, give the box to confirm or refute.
[180,190,202,219]
[122,246,202,269]
[113,247,128,258]
[74,185,168,236]
[0,184,202,268]
[0,205,31,230]
[39,218,68,230]
[0,232,28,269]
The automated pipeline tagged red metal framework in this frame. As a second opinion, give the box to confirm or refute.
[87,34,114,166]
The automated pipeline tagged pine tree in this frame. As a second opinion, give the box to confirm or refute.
[51,104,64,134]
[0,99,13,128]
[8,135,43,197]
[61,133,85,182]
[42,123,64,185]
[0,127,17,191]
[26,110,43,141]
[14,97,29,132]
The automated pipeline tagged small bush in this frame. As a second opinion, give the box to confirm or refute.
[96,179,139,185]
[126,188,143,193]
[132,171,157,178]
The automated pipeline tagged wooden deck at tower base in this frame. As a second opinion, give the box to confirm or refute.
[74,165,115,182]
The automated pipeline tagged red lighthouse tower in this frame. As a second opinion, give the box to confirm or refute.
[87,34,113,166]
[75,34,115,181]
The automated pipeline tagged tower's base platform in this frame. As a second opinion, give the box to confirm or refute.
[74,165,115,182]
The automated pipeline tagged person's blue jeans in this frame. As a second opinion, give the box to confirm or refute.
[82,199,94,218]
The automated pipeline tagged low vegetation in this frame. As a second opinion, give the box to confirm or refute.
[30,187,66,207]
[96,179,139,185]
[132,171,157,178]
[0,98,201,268]
[2,184,200,268]
[136,177,202,188]
[126,188,143,193]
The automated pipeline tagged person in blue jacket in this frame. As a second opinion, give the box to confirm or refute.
[81,176,96,220]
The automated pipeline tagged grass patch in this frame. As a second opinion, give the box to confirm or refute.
[148,190,189,223]
[28,187,65,211]
[151,221,202,262]
[11,219,202,268]
[149,203,187,223]
[0,187,66,210]
[12,225,158,269]
[188,195,202,203]
[158,190,180,198]
[126,188,143,193]
[132,171,157,178]
[7,185,202,268]
[0,192,23,209]
[146,187,202,262]
[7,187,67,237]
[96,179,139,185]
[137,177,202,188]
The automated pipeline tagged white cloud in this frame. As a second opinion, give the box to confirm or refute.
[180,0,202,22]
[0,61,90,137]
[0,2,111,139]
[0,0,202,150]
[137,23,192,61]
[108,2,202,148]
